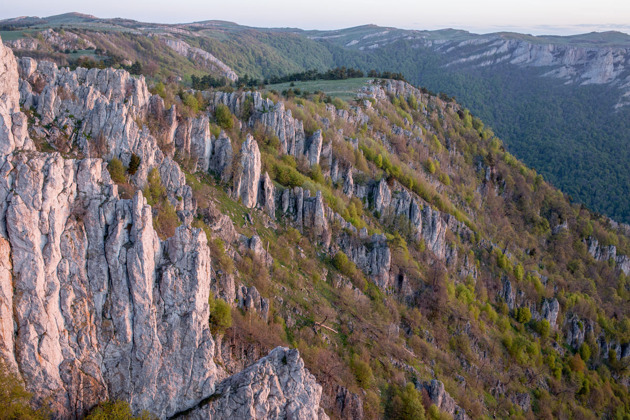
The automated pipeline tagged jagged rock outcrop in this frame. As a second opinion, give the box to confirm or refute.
[565,315,591,349]
[233,134,261,208]
[237,285,270,322]
[174,114,212,172]
[0,37,34,154]
[279,187,330,245]
[16,56,195,213]
[209,130,233,181]
[500,276,516,311]
[183,347,328,420]
[6,29,96,52]
[0,39,330,420]
[586,236,630,275]
[0,151,217,418]
[306,129,323,166]
[370,179,461,261]
[210,91,326,166]
[422,380,470,420]
[541,298,560,328]
[339,233,391,289]
[258,171,275,216]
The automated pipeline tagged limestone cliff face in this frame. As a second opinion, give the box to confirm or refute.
[233,134,261,208]
[0,38,327,420]
[0,152,217,418]
[17,56,195,216]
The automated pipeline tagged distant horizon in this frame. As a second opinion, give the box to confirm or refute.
[1,11,630,38]
[1,0,630,37]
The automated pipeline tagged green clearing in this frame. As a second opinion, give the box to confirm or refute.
[265,78,372,100]
[0,30,31,41]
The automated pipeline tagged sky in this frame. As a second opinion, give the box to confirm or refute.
[3,0,630,35]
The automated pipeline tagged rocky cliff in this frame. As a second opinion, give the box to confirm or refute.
[0,36,327,419]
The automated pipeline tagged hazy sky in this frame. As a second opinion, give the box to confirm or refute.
[3,0,630,35]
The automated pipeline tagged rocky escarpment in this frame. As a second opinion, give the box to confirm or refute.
[160,36,238,82]
[422,380,470,420]
[0,37,327,419]
[210,91,326,165]
[586,236,630,275]
[435,35,630,108]
[6,28,96,52]
[181,347,328,420]
[17,56,195,217]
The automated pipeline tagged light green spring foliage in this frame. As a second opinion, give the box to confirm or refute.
[209,293,232,334]
[108,158,126,184]
[215,104,234,130]
[0,360,47,419]
[85,400,155,420]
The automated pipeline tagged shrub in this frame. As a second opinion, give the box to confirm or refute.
[579,343,591,362]
[108,158,126,184]
[534,319,550,339]
[86,400,154,419]
[209,293,233,334]
[516,307,532,324]
[513,263,524,281]
[144,168,180,239]
[389,383,426,420]
[333,251,356,277]
[351,357,374,389]
[425,158,436,174]
[0,360,47,419]
[128,154,141,175]
[568,354,585,372]
[215,104,234,130]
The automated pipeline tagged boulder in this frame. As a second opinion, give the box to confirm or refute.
[184,347,328,420]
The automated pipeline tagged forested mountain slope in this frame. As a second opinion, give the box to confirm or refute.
[0,26,629,420]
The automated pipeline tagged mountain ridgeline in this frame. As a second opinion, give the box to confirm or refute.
[0,21,629,420]
[4,14,628,223]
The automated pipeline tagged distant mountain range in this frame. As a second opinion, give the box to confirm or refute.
[2,13,630,222]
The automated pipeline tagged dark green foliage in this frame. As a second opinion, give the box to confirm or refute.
[191,74,228,90]
[128,154,141,176]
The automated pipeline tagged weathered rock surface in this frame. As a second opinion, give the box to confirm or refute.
[0,38,34,154]
[183,347,329,420]
[233,134,261,208]
[279,187,330,245]
[587,236,630,275]
[370,179,465,261]
[0,39,329,420]
[16,56,194,212]
[339,233,392,289]
[422,380,470,420]
[541,298,560,328]
[208,131,233,181]
[0,152,217,418]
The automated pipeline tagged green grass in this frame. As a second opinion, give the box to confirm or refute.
[265,78,372,100]
[0,31,31,41]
